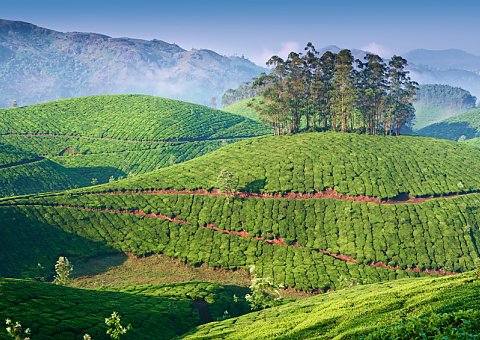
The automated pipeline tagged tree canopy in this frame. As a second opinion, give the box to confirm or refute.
[251,43,418,136]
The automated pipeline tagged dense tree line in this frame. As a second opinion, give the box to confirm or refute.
[415,84,477,109]
[251,43,418,135]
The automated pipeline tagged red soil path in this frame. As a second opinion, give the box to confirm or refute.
[86,187,472,205]
[51,204,457,276]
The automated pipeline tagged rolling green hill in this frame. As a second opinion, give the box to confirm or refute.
[416,108,480,140]
[1,133,480,292]
[183,271,480,339]
[0,94,269,196]
[93,132,480,199]
[222,98,262,122]
[0,278,248,339]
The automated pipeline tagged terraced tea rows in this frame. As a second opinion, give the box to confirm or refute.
[0,95,270,196]
[0,94,269,140]
[0,279,249,339]
[95,133,480,199]
[183,271,480,339]
[2,133,479,291]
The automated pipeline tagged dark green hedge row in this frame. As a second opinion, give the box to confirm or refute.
[21,192,480,274]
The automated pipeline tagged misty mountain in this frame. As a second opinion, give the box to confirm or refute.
[405,49,480,72]
[0,19,264,107]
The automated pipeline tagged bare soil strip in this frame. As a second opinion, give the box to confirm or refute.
[41,204,457,276]
[86,188,474,205]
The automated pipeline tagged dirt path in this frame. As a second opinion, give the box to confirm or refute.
[31,204,457,276]
[0,156,44,169]
[0,132,257,144]
[85,187,475,205]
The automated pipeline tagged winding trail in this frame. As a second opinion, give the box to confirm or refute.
[0,156,45,169]
[32,203,457,276]
[81,188,477,205]
[0,133,257,144]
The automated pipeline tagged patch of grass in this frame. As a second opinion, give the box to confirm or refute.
[72,253,251,289]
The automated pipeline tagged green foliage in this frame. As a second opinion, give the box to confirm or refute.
[417,108,480,140]
[1,134,480,290]
[0,279,247,339]
[53,256,73,286]
[0,278,198,339]
[105,311,131,339]
[221,83,258,107]
[183,272,480,339]
[0,94,269,141]
[253,44,417,135]
[216,169,238,201]
[5,319,30,340]
[366,309,480,339]
[245,266,282,313]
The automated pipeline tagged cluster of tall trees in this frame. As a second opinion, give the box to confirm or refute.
[251,43,418,135]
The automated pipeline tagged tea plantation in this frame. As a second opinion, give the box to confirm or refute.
[0,95,270,196]
[2,133,480,291]
[0,278,249,339]
[183,271,480,339]
[90,132,480,199]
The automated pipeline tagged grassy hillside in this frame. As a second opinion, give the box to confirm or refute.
[0,278,248,339]
[1,133,480,292]
[222,98,262,122]
[416,108,480,140]
[183,271,480,339]
[0,94,269,196]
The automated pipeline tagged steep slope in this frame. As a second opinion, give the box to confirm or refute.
[0,94,270,196]
[1,133,479,291]
[0,278,248,339]
[183,271,480,339]
[416,108,480,140]
[0,19,264,107]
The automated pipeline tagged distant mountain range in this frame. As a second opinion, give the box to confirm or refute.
[1,19,480,108]
[0,19,264,107]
